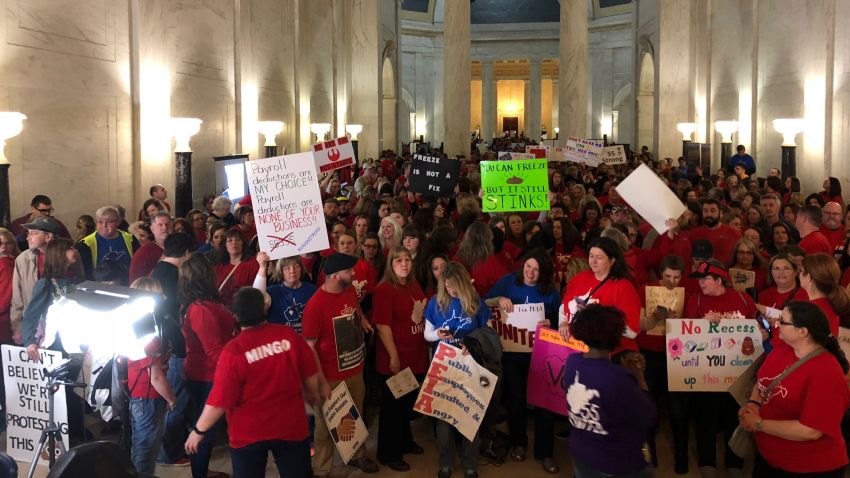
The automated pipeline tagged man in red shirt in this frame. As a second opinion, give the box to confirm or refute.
[688,199,741,264]
[302,253,379,477]
[796,205,833,256]
[185,287,322,477]
[819,202,845,251]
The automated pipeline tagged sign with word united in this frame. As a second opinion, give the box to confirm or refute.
[666,319,763,392]
[407,154,460,197]
[313,136,356,174]
[480,159,550,212]
[527,326,588,416]
[489,303,544,353]
[245,152,330,260]
[413,342,497,442]
[3,345,69,462]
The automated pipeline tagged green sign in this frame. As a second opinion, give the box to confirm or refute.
[480,160,550,212]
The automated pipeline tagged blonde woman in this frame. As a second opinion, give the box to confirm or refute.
[423,262,490,478]
[379,216,402,252]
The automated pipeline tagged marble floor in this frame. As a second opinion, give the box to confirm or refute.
[8,408,753,478]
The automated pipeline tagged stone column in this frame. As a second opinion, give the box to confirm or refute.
[523,79,530,136]
[551,78,560,138]
[442,0,470,156]
[529,59,542,140]
[559,0,588,141]
[657,0,692,160]
[481,61,495,142]
[349,0,381,160]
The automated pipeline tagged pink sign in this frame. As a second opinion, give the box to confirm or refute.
[527,325,588,416]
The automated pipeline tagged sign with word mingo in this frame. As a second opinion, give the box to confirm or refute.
[480,159,550,212]
[527,326,588,416]
[666,319,763,392]
[246,152,330,260]
[313,136,356,174]
[322,382,368,464]
[413,342,497,441]
[407,154,460,197]
[3,345,69,463]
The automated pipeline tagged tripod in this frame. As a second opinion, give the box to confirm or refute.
[27,376,86,478]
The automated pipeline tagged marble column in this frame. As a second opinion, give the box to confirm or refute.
[529,60,542,140]
[481,61,495,143]
[523,79,530,136]
[559,0,588,141]
[551,78,560,138]
[349,0,381,160]
[442,0,470,156]
[657,0,692,160]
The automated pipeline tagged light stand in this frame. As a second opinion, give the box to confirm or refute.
[0,112,27,228]
[345,124,363,186]
[714,120,738,172]
[772,118,804,181]
[257,120,284,158]
[677,122,696,159]
[781,146,796,179]
[170,118,202,218]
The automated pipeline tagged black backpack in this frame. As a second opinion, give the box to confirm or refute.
[462,326,504,424]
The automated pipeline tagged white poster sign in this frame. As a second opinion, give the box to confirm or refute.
[563,137,603,166]
[600,145,627,165]
[666,319,763,392]
[386,367,419,399]
[616,163,687,235]
[313,136,356,174]
[322,382,368,464]
[246,153,330,260]
[3,345,69,463]
[414,342,497,441]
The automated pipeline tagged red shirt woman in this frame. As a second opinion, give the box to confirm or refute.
[214,230,259,308]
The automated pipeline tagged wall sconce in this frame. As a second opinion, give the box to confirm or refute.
[169,117,202,218]
[257,120,284,158]
[772,118,805,179]
[676,122,697,141]
[554,127,559,140]
[714,120,739,170]
[310,122,332,142]
[345,124,363,141]
[0,111,26,227]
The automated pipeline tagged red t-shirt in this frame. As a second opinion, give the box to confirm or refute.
[126,338,169,399]
[182,300,236,382]
[799,231,833,256]
[215,259,260,307]
[689,224,742,264]
[206,323,318,449]
[758,286,808,310]
[755,345,849,473]
[371,280,429,375]
[301,286,365,381]
[562,271,641,354]
[128,242,163,283]
[809,297,840,336]
[0,256,14,343]
[469,255,512,299]
[684,287,758,319]
[819,225,845,252]
[319,259,377,302]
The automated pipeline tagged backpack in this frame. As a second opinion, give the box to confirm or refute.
[88,356,129,423]
[462,326,503,425]
[478,427,509,465]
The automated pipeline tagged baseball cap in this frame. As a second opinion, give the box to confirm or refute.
[323,253,358,275]
[690,261,730,282]
[22,216,62,235]
[691,239,714,261]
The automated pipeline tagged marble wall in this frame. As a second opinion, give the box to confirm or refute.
[0,0,398,228]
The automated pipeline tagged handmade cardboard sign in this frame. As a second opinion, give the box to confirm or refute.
[728,268,756,292]
[313,136,356,174]
[527,326,588,416]
[413,343,497,441]
[563,137,603,166]
[497,152,535,161]
[489,303,544,353]
[666,319,763,392]
[644,286,685,336]
[525,145,549,159]
[386,367,419,399]
[3,345,69,463]
[322,382,368,464]
[246,152,330,260]
[480,159,550,212]
[407,154,460,197]
[600,145,627,165]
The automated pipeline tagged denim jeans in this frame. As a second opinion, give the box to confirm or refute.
[230,439,311,478]
[130,397,167,474]
[436,419,479,471]
[157,356,190,464]
[187,380,217,478]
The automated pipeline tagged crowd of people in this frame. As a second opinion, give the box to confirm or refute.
[1,141,849,478]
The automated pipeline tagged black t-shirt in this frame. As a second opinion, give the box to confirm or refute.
[151,261,185,357]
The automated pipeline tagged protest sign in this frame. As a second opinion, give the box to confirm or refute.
[839,328,850,385]
[480,159,549,213]
[644,286,685,336]
[322,382,368,464]
[407,154,460,197]
[616,163,687,235]
[3,345,69,462]
[728,268,756,292]
[414,342,497,441]
[489,303,543,353]
[666,319,763,392]
[333,310,366,372]
[525,145,549,159]
[600,145,627,165]
[246,153,329,260]
[497,152,535,161]
[313,136,356,174]
[386,367,419,399]
[527,326,588,416]
[563,137,602,166]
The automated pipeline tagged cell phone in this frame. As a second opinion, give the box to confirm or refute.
[756,314,772,334]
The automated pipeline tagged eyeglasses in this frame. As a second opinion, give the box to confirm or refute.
[776,320,795,327]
